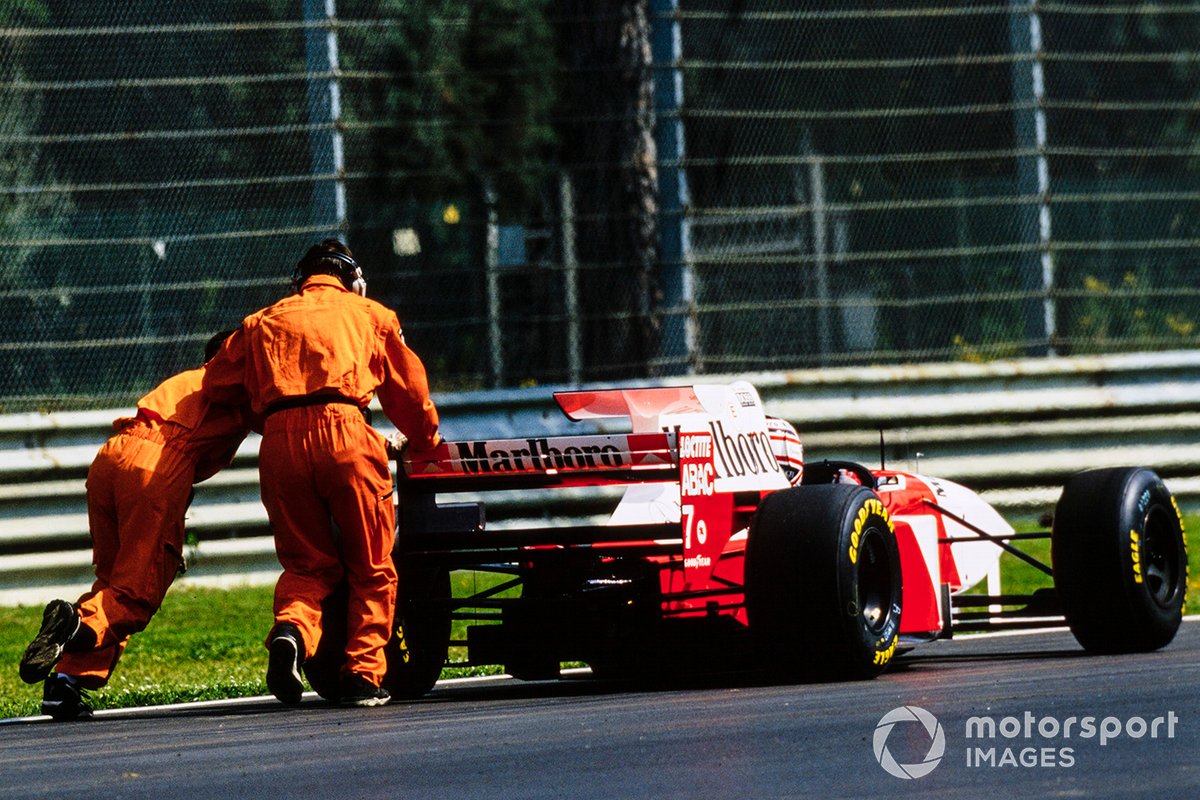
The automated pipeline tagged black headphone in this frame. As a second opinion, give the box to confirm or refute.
[292,250,367,296]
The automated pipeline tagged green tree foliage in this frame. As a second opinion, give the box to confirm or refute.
[555,0,660,380]
[0,0,77,405]
[0,0,66,289]
[448,0,557,211]
[344,0,458,199]
[1040,9,1200,354]
[0,0,45,24]
[345,0,557,212]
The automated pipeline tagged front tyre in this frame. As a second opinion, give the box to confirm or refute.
[745,484,903,680]
[1052,467,1188,653]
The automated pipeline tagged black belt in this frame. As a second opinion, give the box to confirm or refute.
[263,393,366,419]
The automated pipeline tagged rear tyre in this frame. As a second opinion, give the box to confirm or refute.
[1052,467,1188,653]
[301,565,451,701]
[745,484,903,680]
[302,584,350,702]
[382,565,452,699]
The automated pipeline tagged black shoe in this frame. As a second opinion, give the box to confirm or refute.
[266,623,305,706]
[42,673,94,721]
[339,673,390,708]
[20,600,81,684]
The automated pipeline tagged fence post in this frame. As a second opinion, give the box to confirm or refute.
[484,179,503,387]
[809,155,832,365]
[650,0,698,374]
[1009,0,1056,356]
[303,0,348,238]
[560,171,582,385]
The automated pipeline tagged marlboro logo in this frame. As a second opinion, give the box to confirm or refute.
[706,420,780,480]
[454,438,626,473]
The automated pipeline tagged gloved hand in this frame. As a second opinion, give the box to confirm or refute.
[385,431,409,458]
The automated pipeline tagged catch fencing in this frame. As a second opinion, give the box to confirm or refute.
[3,2,1200,407]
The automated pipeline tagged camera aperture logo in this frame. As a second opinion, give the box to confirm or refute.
[873,706,946,779]
[873,707,1180,777]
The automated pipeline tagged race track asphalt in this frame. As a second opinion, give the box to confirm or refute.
[2,621,1198,800]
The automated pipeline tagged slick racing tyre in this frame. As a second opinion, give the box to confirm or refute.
[1052,467,1188,654]
[302,582,351,702]
[745,484,903,681]
[381,565,452,700]
[302,565,451,701]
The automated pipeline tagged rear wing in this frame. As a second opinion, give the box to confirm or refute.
[554,386,708,432]
[402,431,677,490]
[399,380,789,495]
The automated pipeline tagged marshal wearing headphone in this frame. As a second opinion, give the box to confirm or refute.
[292,242,367,297]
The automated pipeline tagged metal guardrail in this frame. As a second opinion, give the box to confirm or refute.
[3,349,1200,606]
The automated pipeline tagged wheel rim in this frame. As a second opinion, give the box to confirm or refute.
[1141,505,1184,609]
[857,526,895,636]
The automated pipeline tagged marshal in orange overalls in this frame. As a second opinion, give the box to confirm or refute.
[58,367,252,687]
[202,274,440,687]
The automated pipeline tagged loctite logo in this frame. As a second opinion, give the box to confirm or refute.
[707,420,781,480]
[454,438,625,473]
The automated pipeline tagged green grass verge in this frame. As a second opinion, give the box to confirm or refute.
[989,512,1200,603]
[0,572,512,720]
[3,516,1197,720]
[0,584,275,719]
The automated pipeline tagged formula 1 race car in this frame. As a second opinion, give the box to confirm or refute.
[303,382,1189,700]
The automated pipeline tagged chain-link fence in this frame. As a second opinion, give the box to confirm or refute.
[2,1,1200,411]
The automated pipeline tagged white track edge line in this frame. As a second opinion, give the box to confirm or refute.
[4,619,1197,723]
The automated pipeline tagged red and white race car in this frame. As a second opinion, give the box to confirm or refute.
[303,382,1189,699]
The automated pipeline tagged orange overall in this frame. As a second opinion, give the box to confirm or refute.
[57,368,251,687]
[202,274,440,686]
